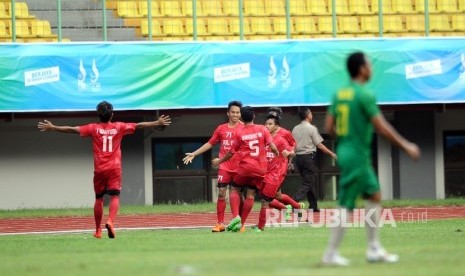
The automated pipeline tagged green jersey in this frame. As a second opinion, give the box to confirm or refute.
[328,82,381,160]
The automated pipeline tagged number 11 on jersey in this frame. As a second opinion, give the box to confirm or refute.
[102,136,113,152]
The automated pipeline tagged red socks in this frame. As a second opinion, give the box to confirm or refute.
[229,190,241,218]
[94,198,104,230]
[240,198,255,225]
[109,196,119,222]
[258,206,268,230]
[280,194,301,209]
[217,198,226,224]
[270,199,286,210]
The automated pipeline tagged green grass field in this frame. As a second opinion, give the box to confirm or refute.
[1,219,465,276]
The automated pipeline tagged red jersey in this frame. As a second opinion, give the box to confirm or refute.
[231,124,273,177]
[208,122,244,172]
[79,122,136,172]
[276,127,296,150]
[266,135,292,173]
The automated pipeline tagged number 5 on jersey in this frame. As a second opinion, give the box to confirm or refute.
[249,140,259,156]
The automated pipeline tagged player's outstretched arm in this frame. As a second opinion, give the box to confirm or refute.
[372,115,420,160]
[136,115,171,129]
[212,152,233,168]
[183,142,213,165]
[37,120,79,133]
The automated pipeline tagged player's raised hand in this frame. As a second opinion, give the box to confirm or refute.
[38,120,54,132]
[183,153,195,165]
[212,158,221,169]
[157,115,171,126]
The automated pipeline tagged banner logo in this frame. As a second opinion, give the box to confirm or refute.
[77,59,101,92]
[405,59,442,80]
[268,56,291,89]
[24,66,60,87]
[214,63,250,83]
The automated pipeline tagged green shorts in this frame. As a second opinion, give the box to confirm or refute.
[337,162,380,211]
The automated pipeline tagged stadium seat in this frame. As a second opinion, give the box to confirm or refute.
[8,2,35,19]
[140,18,163,36]
[31,20,56,38]
[318,16,336,33]
[339,16,361,33]
[204,36,226,40]
[406,15,426,32]
[289,0,306,16]
[223,0,240,16]
[10,20,35,37]
[348,0,372,15]
[0,2,9,19]
[306,0,330,15]
[202,0,224,16]
[185,18,208,35]
[372,0,393,14]
[117,1,142,18]
[250,17,273,34]
[328,0,351,15]
[392,0,414,14]
[294,17,317,34]
[138,1,161,17]
[244,0,267,16]
[437,0,458,12]
[459,0,465,11]
[230,18,252,35]
[181,0,203,16]
[163,18,186,36]
[414,0,439,13]
[264,0,286,16]
[207,18,231,35]
[161,0,183,17]
[360,15,380,33]
[226,35,240,40]
[273,17,295,35]
[429,14,452,31]
[0,20,9,37]
[383,15,404,33]
[451,14,465,31]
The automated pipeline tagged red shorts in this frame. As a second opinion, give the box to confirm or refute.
[233,174,263,189]
[93,169,122,195]
[261,172,285,199]
[217,169,235,187]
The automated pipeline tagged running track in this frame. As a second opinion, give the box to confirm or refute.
[1,206,464,235]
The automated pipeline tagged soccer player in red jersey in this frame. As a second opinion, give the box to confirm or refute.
[182,101,243,232]
[255,115,303,231]
[38,101,171,239]
[212,106,278,232]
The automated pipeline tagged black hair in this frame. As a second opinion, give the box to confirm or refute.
[96,101,113,123]
[266,114,280,126]
[267,106,282,116]
[240,106,254,123]
[227,100,243,111]
[298,107,311,120]
[347,52,367,79]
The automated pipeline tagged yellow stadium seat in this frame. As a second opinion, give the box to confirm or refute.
[31,20,56,38]
[392,0,414,14]
[294,17,317,34]
[10,20,34,37]
[360,16,380,33]
[230,18,253,35]
[205,36,226,41]
[163,19,186,36]
[250,17,273,34]
[138,1,161,17]
[0,3,9,19]
[372,0,393,14]
[244,0,266,16]
[339,16,360,33]
[383,15,404,32]
[181,0,203,16]
[0,20,9,37]
[414,0,438,13]
[117,1,142,17]
[223,0,240,16]
[8,2,35,19]
[161,0,183,16]
[140,19,164,36]
[289,0,306,16]
[328,0,351,15]
[273,17,295,34]
[348,0,372,15]
[318,16,336,33]
[186,19,208,35]
[429,14,451,31]
[202,0,223,16]
[207,18,231,35]
[226,36,241,40]
[264,0,286,16]
[437,0,458,12]
[406,15,426,32]
[306,0,329,15]
[451,14,465,31]
[459,0,465,11]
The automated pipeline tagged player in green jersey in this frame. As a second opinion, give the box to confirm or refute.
[322,52,420,266]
